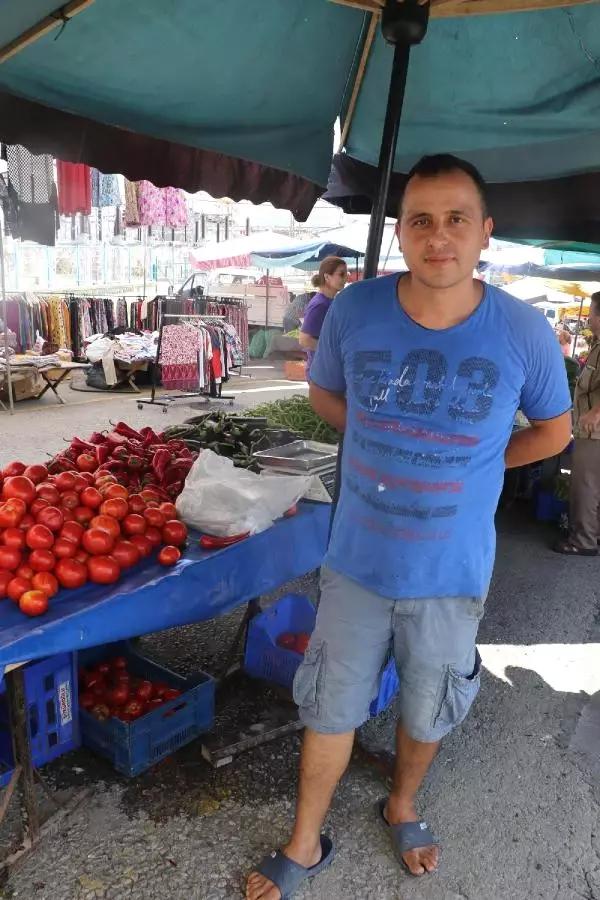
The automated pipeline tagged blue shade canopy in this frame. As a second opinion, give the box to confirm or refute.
[1,0,600,232]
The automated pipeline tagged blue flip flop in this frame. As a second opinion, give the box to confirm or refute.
[376,798,439,876]
[252,834,335,899]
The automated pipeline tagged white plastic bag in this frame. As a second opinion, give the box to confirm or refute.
[175,450,313,536]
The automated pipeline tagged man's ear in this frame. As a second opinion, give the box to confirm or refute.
[395,220,402,251]
[482,217,494,250]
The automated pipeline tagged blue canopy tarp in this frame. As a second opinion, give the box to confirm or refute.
[1,0,600,233]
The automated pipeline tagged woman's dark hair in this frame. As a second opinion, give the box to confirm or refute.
[311,256,346,289]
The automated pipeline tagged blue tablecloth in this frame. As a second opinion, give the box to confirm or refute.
[0,502,329,676]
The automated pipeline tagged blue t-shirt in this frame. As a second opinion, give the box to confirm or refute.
[311,275,571,600]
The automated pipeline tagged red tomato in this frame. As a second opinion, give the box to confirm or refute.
[7,576,31,603]
[83,672,105,690]
[74,549,89,565]
[54,558,87,589]
[53,537,78,559]
[152,682,169,699]
[91,703,110,721]
[136,681,153,701]
[19,513,35,530]
[109,685,129,706]
[23,464,48,485]
[2,476,36,505]
[89,515,120,540]
[36,506,64,532]
[144,526,162,548]
[19,589,49,617]
[162,520,188,547]
[2,462,26,478]
[16,565,34,581]
[140,489,160,505]
[123,699,144,719]
[95,663,111,675]
[127,495,147,514]
[0,569,12,598]
[293,633,311,655]
[94,474,117,488]
[78,691,95,710]
[76,453,97,473]
[111,540,141,569]
[159,502,177,520]
[82,528,115,556]
[35,482,60,505]
[130,535,152,559]
[31,571,59,598]
[157,545,181,567]
[147,697,164,709]
[100,498,128,521]
[30,498,50,516]
[80,487,103,509]
[163,688,181,701]
[87,555,120,585]
[0,546,22,571]
[28,549,56,572]
[102,484,129,501]
[276,632,297,651]
[0,498,27,529]
[111,656,128,670]
[60,521,84,544]
[25,524,54,551]
[73,505,94,526]
[143,507,164,529]
[113,671,130,685]
[54,472,78,493]
[76,472,95,487]
[122,514,146,536]
[2,527,25,550]
[60,491,79,511]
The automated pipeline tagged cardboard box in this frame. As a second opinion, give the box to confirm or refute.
[0,370,44,402]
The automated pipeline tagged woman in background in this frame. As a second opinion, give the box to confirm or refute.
[299,256,348,381]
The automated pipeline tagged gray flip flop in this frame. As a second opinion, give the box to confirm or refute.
[376,798,438,877]
[252,834,335,899]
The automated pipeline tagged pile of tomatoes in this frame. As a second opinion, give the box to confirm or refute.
[0,461,189,617]
[276,631,311,655]
[79,655,182,723]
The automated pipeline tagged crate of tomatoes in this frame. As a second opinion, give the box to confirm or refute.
[78,641,215,777]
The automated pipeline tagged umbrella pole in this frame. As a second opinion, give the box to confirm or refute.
[0,226,13,414]
[363,0,430,280]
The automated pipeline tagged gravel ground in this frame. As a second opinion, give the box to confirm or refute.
[1,388,600,899]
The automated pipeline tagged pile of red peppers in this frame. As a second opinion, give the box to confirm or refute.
[47,422,197,500]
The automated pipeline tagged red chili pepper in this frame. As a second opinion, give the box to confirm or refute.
[112,446,129,462]
[199,532,250,550]
[96,444,110,466]
[128,455,144,471]
[152,448,171,483]
[165,481,184,498]
[140,427,160,447]
[87,431,107,445]
[105,432,127,450]
[69,436,96,454]
[112,422,145,441]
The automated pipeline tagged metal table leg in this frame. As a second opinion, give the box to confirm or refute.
[5,668,39,843]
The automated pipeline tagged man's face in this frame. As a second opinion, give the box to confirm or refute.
[588,301,600,337]
[396,170,493,291]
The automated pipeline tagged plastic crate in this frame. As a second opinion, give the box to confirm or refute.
[244,594,399,718]
[78,642,215,777]
[0,653,80,769]
[536,491,568,522]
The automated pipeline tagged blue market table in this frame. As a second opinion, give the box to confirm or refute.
[1,502,329,864]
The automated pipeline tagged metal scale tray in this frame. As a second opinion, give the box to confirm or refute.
[252,440,338,472]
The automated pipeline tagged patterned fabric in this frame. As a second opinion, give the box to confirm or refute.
[6,146,54,203]
[91,170,121,207]
[56,162,92,215]
[159,324,204,389]
[137,182,189,227]
[124,179,140,226]
[0,175,16,236]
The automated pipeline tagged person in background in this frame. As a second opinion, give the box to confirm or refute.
[555,291,600,555]
[299,257,348,381]
[558,328,572,357]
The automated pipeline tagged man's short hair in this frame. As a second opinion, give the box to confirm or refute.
[591,291,600,312]
[399,154,489,218]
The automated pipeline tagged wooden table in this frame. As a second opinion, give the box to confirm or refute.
[35,362,91,404]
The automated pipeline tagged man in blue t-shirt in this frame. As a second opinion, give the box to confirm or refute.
[247,156,571,900]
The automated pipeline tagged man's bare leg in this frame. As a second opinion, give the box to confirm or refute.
[246,728,354,900]
[384,725,440,875]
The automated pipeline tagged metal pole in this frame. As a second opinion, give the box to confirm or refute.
[572,294,585,357]
[0,226,14,413]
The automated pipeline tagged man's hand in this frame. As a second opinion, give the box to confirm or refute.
[505,411,571,469]
[579,406,600,435]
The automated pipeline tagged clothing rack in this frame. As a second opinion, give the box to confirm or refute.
[137,299,238,412]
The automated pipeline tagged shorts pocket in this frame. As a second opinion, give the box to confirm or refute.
[435,649,482,730]
[293,639,326,716]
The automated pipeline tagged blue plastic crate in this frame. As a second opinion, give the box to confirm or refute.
[536,491,568,522]
[244,594,399,718]
[78,642,215,777]
[0,653,80,769]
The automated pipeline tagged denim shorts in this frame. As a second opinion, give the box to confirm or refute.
[293,566,484,742]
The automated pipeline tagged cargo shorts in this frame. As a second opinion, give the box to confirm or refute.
[293,566,484,743]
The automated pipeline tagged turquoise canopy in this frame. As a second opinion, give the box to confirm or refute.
[1,1,600,230]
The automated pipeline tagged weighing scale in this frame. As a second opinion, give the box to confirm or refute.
[252,440,339,503]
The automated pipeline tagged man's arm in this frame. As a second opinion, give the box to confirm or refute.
[505,411,571,469]
[578,401,600,436]
[298,331,318,351]
[309,383,346,433]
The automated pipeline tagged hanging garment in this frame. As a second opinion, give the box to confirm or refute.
[6,146,54,203]
[159,324,203,390]
[124,179,140,226]
[136,182,189,227]
[0,175,16,236]
[56,162,92,216]
[91,170,121,208]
